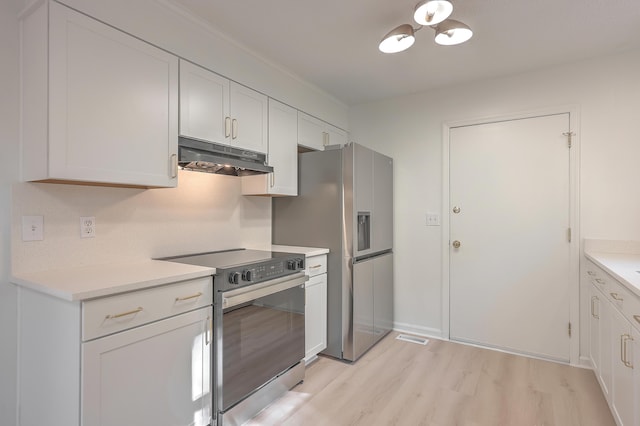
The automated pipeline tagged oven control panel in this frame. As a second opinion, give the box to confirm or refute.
[220,256,305,290]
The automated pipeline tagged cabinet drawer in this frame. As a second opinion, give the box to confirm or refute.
[306,255,327,277]
[82,276,212,341]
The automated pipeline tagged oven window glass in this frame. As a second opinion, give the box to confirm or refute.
[222,284,304,410]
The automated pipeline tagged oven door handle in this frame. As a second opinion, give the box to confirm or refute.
[222,272,308,309]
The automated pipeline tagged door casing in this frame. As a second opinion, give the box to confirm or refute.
[441,106,581,366]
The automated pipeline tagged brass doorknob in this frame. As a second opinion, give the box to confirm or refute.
[452,240,461,248]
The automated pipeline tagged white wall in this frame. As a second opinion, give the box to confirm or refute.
[11,172,272,273]
[349,49,640,348]
[0,0,21,424]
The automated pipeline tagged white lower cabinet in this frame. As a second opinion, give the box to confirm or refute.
[586,260,639,426]
[18,277,213,426]
[82,307,212,426]
[304,253,328,363]
[306,273,327,363]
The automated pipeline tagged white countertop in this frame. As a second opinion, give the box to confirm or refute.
[11,260,215,302]
[271,245,329,257]
[584,250,640,297]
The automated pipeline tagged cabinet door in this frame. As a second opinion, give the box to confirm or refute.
[179,60,230,145]
[611,308,635,426]
[82,307,212,426]
[298,112,326,151]
[373,252,393,341]
[589,285,602,373]
[229,82,268,153]
[327,124,347,146]
[241,99,297,195]
[305,273,327,363]
[600,293,613,398]
[49,2,178,187]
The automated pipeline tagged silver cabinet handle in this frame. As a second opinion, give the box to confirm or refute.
[225,117,231,138]
[232,118,238,139]
[105,307,143,320]
[621,334,634,369]
[634,315,640,325]
[587,270,596,276]
[595,278,605,285]
[309,264,322,269]
[170,154,178,178]
[610,292,623,302]
[175,292,202,302]
[590,296,599,319]
[205,315,212,345]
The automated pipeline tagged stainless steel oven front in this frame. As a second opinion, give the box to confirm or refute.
[214,271,307,426]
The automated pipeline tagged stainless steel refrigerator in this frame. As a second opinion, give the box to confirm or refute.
[272,143,393,361]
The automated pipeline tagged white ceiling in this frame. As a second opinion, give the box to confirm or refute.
[172,0,640,106]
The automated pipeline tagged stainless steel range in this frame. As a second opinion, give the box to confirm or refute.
[164,249,307,426]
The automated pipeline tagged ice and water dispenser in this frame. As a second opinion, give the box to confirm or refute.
[357,212,370,251]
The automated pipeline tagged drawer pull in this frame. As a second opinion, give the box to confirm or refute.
[309,264,322,269]
[634,315,640,325]
[175,292,203,302]
[610,292,623,302]
[621,334,634,369]
[591,296,599,319]
[105,307,143,320]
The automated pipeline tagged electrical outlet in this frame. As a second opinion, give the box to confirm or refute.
[22,215,44,241]
[80,216,96,238]
[426,213,440,226]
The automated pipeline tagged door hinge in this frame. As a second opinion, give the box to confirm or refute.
[568,322,572,337]
[562,132,575,148]
[567,228,572,242]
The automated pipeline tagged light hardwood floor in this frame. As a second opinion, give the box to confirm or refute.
[247,332,614,426]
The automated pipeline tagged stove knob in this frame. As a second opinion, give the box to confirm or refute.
[296,258,305,270]
[228,272,240,285]
[287,260,297,270]
[242,270,253,282]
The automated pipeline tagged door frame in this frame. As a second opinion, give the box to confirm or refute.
[441,106,581,365]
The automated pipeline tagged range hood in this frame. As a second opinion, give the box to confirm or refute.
[178,136,273,176]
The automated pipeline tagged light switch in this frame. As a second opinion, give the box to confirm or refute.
[22,215,44,241]
[426,213,440,226]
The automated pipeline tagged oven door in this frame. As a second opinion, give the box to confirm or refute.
[218,272,306,412]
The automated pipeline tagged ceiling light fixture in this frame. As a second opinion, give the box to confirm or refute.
[379,0,472,53]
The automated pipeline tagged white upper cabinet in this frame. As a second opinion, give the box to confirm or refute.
[179,60,230,145]
[298,111,347,151]
[21,2,179,188]
[179,60,267,154]
[242,99,298,196]
[230,82,268,153]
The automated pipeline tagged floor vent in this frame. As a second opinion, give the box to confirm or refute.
[396,334,429,345]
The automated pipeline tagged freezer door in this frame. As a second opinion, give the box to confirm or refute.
[349,259,375,360]
[373,252,393,342]
[372,152,393,253]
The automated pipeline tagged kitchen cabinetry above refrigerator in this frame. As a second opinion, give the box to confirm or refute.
[21,1,179,188]
[179,60,268,154]
[298,111,348,151]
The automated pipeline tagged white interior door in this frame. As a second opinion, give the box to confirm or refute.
[449,113,571,361]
